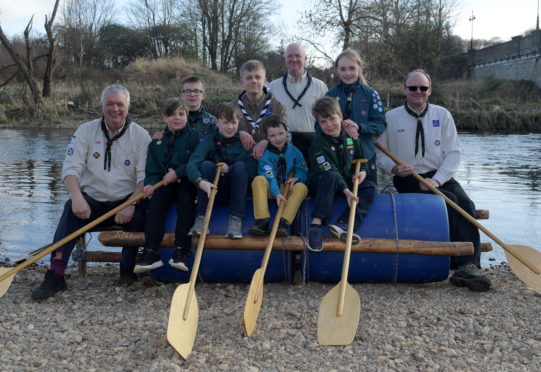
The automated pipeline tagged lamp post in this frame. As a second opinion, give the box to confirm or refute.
[468,11,476,79]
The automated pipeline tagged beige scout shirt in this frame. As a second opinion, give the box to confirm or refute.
[235,93,286,143]
[62,118,151,202]
[268,72,328,133]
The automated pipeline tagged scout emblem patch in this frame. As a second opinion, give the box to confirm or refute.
[67,148,74,156]
[93,152,100,159]
[264,164,274,178]
[432,120,440,127]
[346,137,354,156]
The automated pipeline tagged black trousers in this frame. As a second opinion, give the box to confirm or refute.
[393,172,481,268]
[144,179,196,251]
[291,132,316,163]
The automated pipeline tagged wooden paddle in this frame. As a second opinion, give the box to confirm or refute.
[317,159,365,345]
[0,180,165,298]
[167,165,221,359]
[243,179,294,337]
[376,143,541,293]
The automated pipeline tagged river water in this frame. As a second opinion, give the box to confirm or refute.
[0,128,539,267]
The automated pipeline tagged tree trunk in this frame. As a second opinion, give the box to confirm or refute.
[42,0,61,98]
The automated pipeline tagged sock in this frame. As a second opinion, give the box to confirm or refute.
[310,223,321,228]
[51,258,66,276]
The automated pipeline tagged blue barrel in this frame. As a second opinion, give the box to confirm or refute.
[301,193,451,283]
[150,199,295,283]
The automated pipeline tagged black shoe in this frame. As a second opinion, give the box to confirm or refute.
[276,217,289,238]
[118,268,138,286]
[169,247,189,272]
[449,264,492,292]
[248,218,269,236]
[31,270,67,300]
[134,249,163,274]
[307,225,323,252]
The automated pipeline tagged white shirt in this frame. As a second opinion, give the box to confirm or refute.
[268,72,327,133]
[376,104,461,185]
[62,118,151,202]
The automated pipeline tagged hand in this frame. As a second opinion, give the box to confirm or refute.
[71,195,91,219]
[392,163,414,177]
[143,185,154,198]
[420,178,440,191]
[216,162,229,174]
[286,177,298,186]
[342,119,359,139]
[276,193,287,207]
[352,170,366,184]
[343,189,359,207]
[239,131,256,150]
[152,131,164,140]
[115,205,135,225]
[199,180,217,198]
[251,140,269,159]
[163,169,178,185]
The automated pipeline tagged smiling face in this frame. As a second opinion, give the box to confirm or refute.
[216,115,239,138]
[181,81,206,111]
[285,43,307,79]
[266,124,288,150]
[404,72,432,112]
[317,113,342,138]
[102,92,130,131]
[337,56,361,85]
[164,106,188,132]
[240,67,267,98]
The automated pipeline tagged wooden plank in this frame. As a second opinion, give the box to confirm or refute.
[475,210,489,219]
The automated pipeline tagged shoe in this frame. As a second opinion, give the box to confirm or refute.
[118,270,138,286]
[31,270,67,300]
[248,218,270,236]
[328,221,361,245]
[449,264,491,292]
[169,247,189,272]
[307,225,323,252]
[189,215,205,237]
[225,215,243,239]
[276,217,289,238]
[133,248,163,274]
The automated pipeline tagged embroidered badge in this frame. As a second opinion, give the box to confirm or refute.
[360,99,368,103]
[124,159,131,166]
[265,170,274,177]
[157,140,162,145]
[93,152,100,159]
[322,161,331,170]
[433,120,440,127]
[203,118,210,124]
[67,148,74,156]
[263,165,272,171]
[95,140,101,145]
[316,156,325,164]
[331,146,335,151]
[435,140,441,146]
[68,140,75,146]
[266,108,273,115]
[361,110,367,116]
[373,104,378,109]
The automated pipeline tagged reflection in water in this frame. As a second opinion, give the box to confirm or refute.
[0,129,540,268]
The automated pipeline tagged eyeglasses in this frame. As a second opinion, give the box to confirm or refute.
[182,89,203,95]
[406,86,430,92]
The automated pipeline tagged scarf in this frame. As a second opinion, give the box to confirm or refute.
[327,131,352,177]
[266,143,288,185]
[404,103,429,157]
[282,72,312,109]
[161,126,187,174]
[237,86,273,134]
[339,78,362,120]
[212,132,240,164]
[100,117,131,171]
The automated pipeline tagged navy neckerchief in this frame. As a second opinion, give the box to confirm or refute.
[325,130,351,176]
[100,117,131,171]
[282,72,312,109]
[404,103,429,157]
[339,78,361,120]
[161,126,188,174]
[267,143,288,185]
[212,131,240,164]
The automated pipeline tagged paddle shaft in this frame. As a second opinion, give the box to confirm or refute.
[253,181,294,303]
[376,143,539,275]
[0,180,165,284]
[182,165,222,320]
[337,159,366,317]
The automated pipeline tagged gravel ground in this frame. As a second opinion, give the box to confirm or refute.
[1,263,540,372]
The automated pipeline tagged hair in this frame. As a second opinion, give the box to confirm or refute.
[261,115,288,137]
[404,68,432,87]
[100,84,130,105]
[239,60,266,77]
[214,102,240,122]
[181,76,205,90]
[162,97,189,117]
[312,96,341,119]
[334,48,367,85]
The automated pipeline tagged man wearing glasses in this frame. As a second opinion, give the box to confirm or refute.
[180,76,216,136]
[376,68,491,292]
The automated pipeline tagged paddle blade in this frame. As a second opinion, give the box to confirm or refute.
[505,245,541,294]
[167,284,199,359]
[0,268,16,298]
[317,282,361,345]
[243,268,264,337]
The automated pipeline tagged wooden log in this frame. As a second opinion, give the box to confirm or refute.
[475,209,489,219]
[98,232,473,256]
[480,242,493,252]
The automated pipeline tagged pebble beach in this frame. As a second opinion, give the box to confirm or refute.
[1,263,540,372]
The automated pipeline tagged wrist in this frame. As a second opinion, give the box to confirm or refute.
[195,177,203,187]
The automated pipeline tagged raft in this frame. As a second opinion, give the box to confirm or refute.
[97,193,467,284]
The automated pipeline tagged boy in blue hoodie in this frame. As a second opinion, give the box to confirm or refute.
[248,115,308,237]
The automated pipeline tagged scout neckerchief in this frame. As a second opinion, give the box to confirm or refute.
[188,108,204,128]
[282,72,312,109]
[267,143,288,185]
[404,103,429,157]
[327,131,352,177]
[339,78,361,120]
[161,126,186,174]
[237,86,273,135]
[100,117,131,171]
[213,132,240,164]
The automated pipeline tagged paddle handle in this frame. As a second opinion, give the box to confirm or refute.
[375,143,540,275]
[183,165,222,320]
[0,180,165,283]
[338,159,367,317]
[253,180,294,303]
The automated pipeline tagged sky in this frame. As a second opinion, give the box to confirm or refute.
[0,0,539,45]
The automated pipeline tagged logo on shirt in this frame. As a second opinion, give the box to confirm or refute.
[432,120,440,127]
[203,118,210,124]
[263,164,273,177]
[95,140,102,145]
[124,159,131,166]
[266,108,273,115]
[66,148,74,156]
[434,140,441,146]
[93,152,100,159]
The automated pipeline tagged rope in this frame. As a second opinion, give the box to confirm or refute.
[388,192,401,283]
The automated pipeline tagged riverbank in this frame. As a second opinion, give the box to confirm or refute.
[1,264,540,371]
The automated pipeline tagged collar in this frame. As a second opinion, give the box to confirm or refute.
[405,103,429,116]
[287,71,308,83]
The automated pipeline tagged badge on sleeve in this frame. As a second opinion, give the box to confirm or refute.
[67,148,74,156]
[263,164,274,177]
[93,152,100,159]
[432,120,440,127]
[316,156,325,164]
